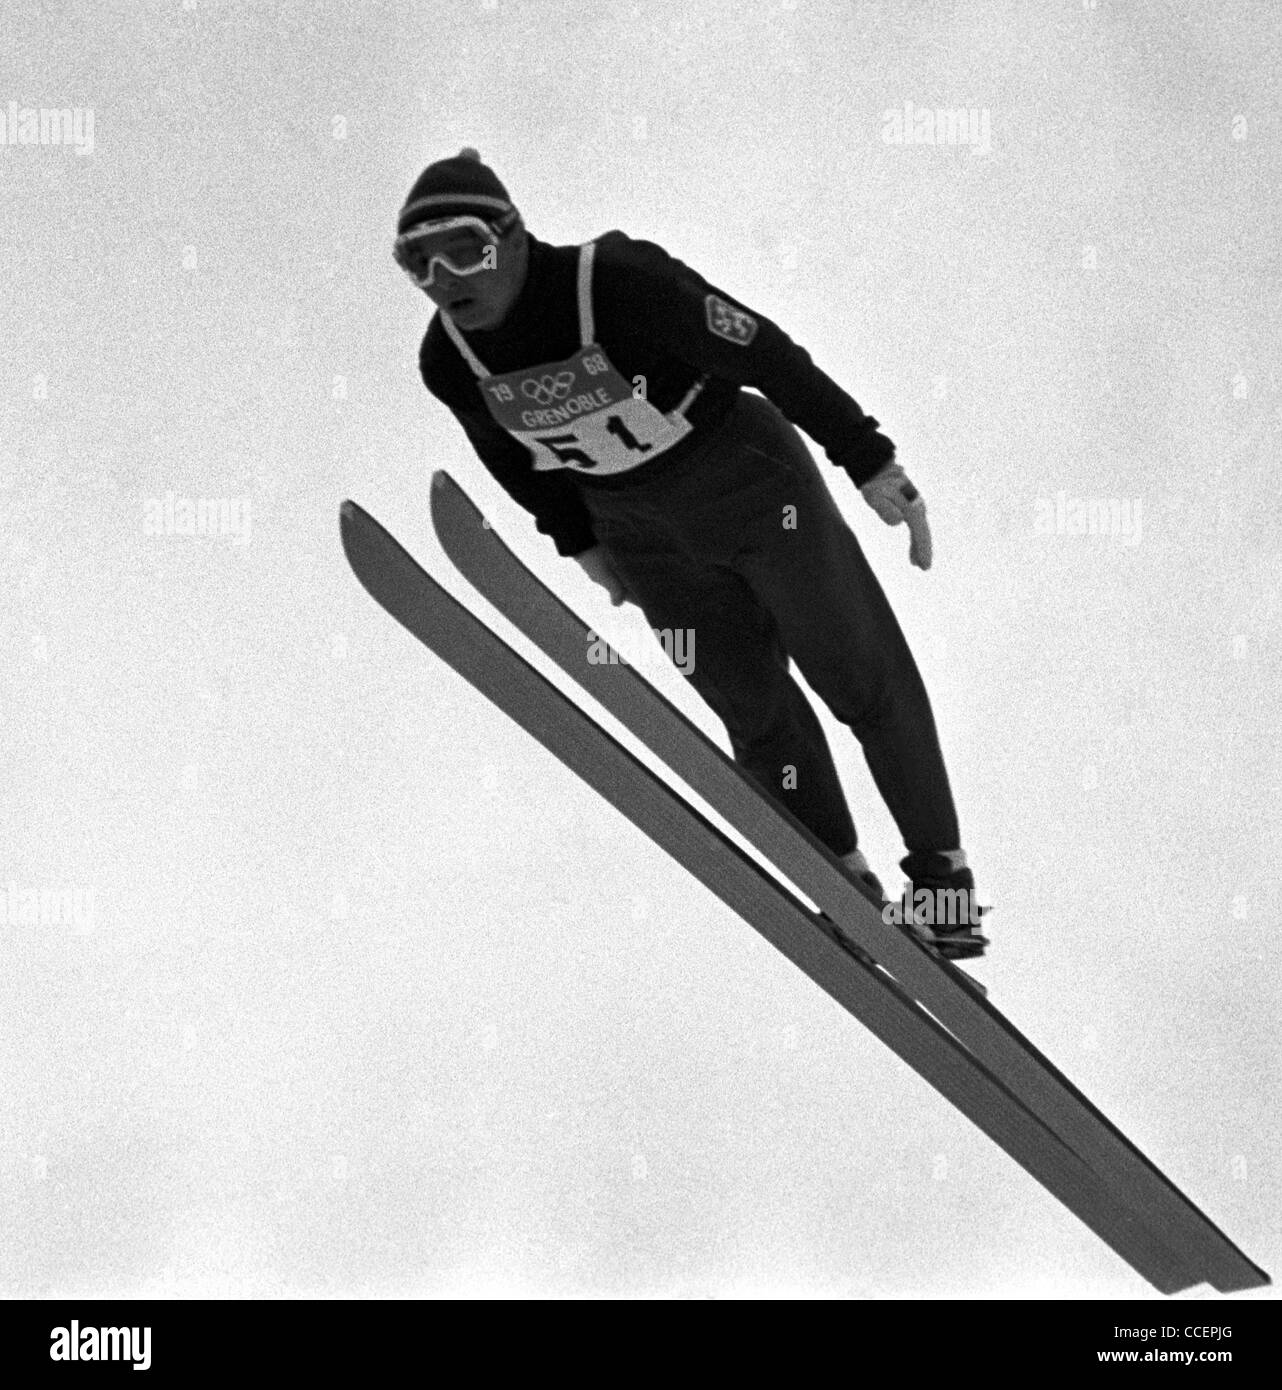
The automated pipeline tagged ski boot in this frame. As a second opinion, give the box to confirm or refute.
[839,847,889,908]
[824,847,893,975]
[830,848,988,996]
[898,850,990,961]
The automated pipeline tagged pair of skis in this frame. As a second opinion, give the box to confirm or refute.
[339,471,1267,1294]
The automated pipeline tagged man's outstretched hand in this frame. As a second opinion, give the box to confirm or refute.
[572,543,635,606]
[860,463,933,570]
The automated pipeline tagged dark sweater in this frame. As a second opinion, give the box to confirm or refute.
[419,229,895,557]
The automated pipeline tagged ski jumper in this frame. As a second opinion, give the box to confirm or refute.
[420,231,961,858]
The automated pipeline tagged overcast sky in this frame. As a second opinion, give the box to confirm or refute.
[1,0,1278,1298]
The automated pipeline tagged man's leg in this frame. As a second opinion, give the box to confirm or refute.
[590,520,860,856]
[726,398,963,858]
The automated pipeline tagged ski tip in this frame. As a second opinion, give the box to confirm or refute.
[429,471,488,538]
[340,498,372,534]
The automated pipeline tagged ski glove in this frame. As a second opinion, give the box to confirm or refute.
[860,463,933,571]
[572,544,634,607]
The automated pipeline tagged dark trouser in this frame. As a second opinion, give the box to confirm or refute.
[575,391,961,858]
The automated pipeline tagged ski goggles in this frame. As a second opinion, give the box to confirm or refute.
[392,210,517,289]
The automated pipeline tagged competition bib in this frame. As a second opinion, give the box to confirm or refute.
[440,241,705,476]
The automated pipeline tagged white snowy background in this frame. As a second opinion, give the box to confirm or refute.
[1,0,1278,1299]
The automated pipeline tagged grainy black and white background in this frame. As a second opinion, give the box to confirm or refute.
[1,0,1278,1299]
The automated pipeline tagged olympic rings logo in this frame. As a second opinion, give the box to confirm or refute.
[521,371,576,405]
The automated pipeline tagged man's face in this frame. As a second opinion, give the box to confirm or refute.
[402,220,528,331]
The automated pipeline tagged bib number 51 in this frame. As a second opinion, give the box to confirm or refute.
[534,416,654,470]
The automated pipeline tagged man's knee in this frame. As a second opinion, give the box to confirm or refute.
[688,667,793,745]
[811,656,901,734]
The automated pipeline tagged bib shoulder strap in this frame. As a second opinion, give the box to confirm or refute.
[576,241,597,348]
[440,312,491,379]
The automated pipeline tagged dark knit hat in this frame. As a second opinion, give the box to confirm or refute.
[396,147,515,235]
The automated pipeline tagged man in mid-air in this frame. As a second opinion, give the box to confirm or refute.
[394,147,986,958]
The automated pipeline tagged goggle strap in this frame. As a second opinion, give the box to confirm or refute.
[396,207,518,247]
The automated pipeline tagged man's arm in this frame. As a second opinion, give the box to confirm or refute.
[594,231,896,487]
[421,329,598,558]
[453,407,598,557]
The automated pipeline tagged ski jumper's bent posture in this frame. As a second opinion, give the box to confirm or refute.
[396,149,986,958]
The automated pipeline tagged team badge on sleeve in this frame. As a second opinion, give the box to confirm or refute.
[704,294,759,346]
